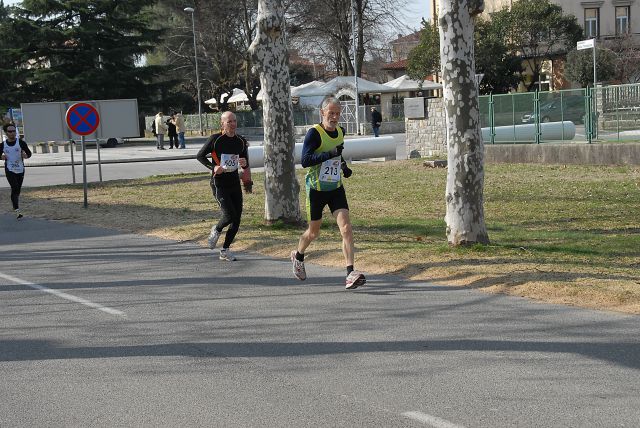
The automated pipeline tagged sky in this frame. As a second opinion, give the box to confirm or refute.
[402,0,431,32]
[3,0,432,29]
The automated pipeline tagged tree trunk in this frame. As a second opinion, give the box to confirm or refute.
[439,0,489,245]
[248,0,301,223]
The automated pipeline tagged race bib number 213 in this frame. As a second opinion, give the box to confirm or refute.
[319,158,341,183]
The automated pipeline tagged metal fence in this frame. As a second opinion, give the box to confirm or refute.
[149,83,640,143]
[146,103,405,135]
[478,83,640,144]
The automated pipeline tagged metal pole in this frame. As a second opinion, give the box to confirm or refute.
[191,10,203,136]
[592,42,598,139]
[351,0,360,135]
[70,140,76,184]
[81,136,88,208]
[96,137,103,182]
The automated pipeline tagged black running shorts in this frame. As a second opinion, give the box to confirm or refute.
[306,186,349,221]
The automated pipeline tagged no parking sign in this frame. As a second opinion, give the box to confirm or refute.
[65,102,100,135]
[65,102,101,208]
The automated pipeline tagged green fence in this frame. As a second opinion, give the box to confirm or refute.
[479,83,640,144]
[596,83,640,142]
[147,103,406,135]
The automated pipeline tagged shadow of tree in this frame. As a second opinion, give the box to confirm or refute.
[2,338,639,370]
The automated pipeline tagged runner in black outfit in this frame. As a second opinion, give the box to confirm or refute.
[1,123,32,219]
[197,111,253,261]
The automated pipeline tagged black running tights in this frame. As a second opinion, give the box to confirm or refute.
[211,182,243,249]
[5,169,24,210]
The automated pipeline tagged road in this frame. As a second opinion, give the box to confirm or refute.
[1,215,639,427]
[1,137,213,188]
[0,134,406,188]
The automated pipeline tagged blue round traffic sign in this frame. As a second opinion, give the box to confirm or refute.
[66,103,100,136]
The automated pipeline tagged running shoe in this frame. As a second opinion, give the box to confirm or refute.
[208,227,221,249]
[15,209,23,220]
[219,248,236,261]
[291,250,306,281]
[345,271,366,289]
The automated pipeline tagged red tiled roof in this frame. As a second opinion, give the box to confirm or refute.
[381,59,408,70]
[391,31,421,44]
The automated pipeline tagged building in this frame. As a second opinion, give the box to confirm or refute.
[380,32,421,81]
[483,0,639,39]
[479,0,640,90]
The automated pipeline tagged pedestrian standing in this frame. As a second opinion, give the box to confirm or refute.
[154,112,167,150]
[166,113,178,149]
[370,106,382,137]
[1,123,32,219]
[291,96,366,290]
[174,112,186,149]
[196,111,253,261]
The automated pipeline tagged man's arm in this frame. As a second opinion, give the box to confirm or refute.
[300,128,342,167]
[196,137,215,170]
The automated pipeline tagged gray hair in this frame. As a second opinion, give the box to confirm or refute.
[321,96,340,110]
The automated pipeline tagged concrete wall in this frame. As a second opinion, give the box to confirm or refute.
[405,97,640,165]
[405,97,447,157]
[485,143,640,165]
[358,121,405,136]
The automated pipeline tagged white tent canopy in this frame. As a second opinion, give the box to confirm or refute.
[227,88,265,103]
[384,74,442,91]
[291,80,324,96]
[204,89,238,105]
[205,88,264,105]
[294,76,398,97]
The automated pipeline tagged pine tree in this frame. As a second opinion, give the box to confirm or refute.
[2,0,164,107]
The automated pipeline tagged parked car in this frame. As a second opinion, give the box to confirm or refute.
[521,95,586,124]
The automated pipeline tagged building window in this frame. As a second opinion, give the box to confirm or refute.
[585,8,599,38]
[616,6,630,35]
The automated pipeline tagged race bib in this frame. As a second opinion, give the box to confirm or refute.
[220,154,239,171]
[8,159,24,174]
[319,158,341,183]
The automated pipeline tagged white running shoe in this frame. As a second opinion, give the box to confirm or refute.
[208,227,221,249]
[15,209,23,220]
[345,271,366,289]
[291,250,306,281]
[219,248,236,261]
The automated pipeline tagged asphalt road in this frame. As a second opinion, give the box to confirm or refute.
[1,214,639,427]
[0,134,405,188]
[0,137,215,188]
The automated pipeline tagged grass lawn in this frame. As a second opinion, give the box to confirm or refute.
[6,160,640,314]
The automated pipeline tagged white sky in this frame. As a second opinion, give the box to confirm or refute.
[402,0,431,31]
[1,0,431,40]
[2,0,432,27]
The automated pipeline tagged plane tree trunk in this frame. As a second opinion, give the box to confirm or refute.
[439,0,489,245]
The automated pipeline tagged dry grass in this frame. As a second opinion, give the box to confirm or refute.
[5,160,640,314]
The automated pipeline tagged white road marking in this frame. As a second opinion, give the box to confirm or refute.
[402,411,466,428]
[0,271,125,317]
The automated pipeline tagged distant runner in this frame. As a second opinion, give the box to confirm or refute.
[1,123,32,219]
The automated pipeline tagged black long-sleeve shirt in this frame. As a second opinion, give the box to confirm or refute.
[197,132,249,187]
[300,125,346,168]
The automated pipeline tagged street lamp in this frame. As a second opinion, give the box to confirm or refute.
[184,7,203,135]
[350,0,360,135]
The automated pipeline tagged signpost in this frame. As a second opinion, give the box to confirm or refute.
[66,103,100,208]
[577,38,596,89]
[578,38,597,142]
